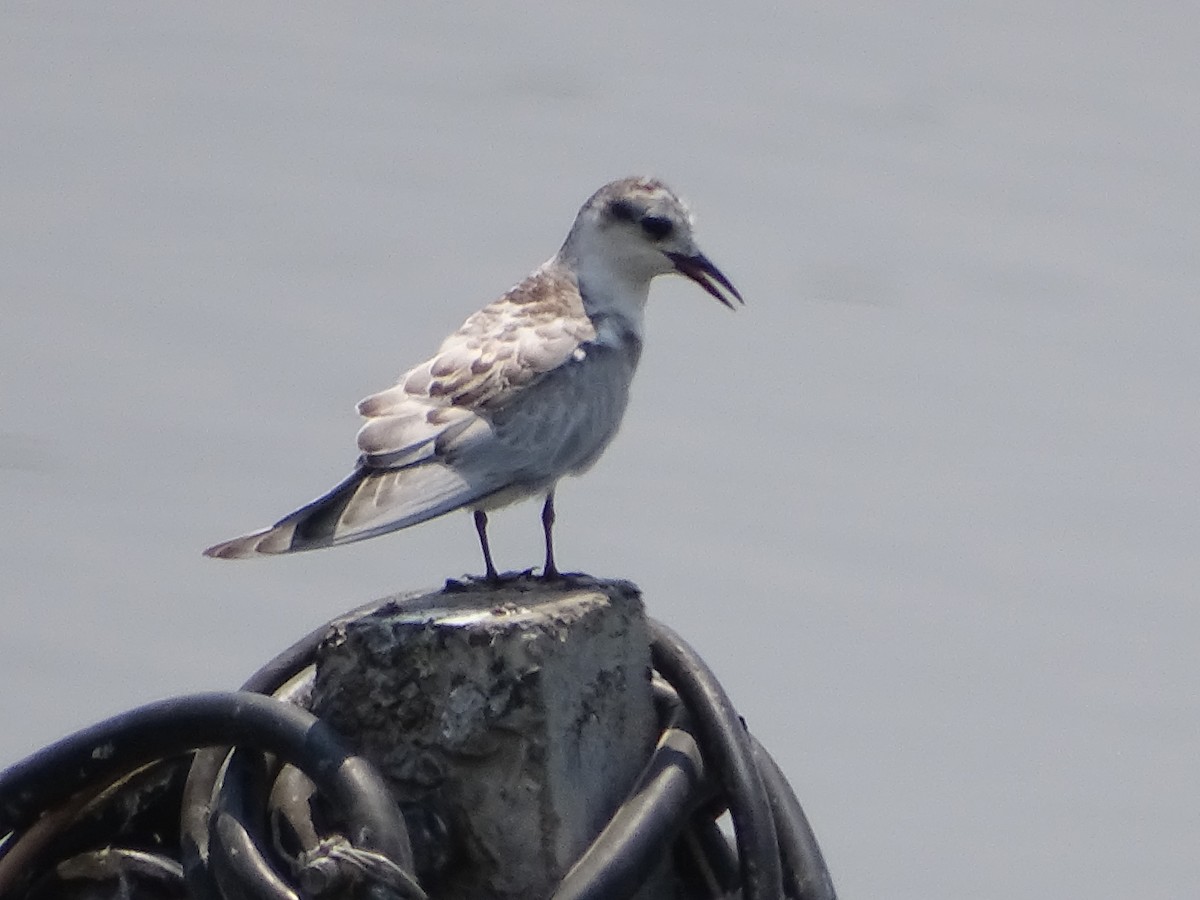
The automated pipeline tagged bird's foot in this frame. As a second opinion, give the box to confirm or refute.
[446,569,537,591]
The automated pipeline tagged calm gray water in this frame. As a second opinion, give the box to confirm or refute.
[2,4,1197,898]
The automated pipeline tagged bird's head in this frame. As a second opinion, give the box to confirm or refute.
[562,177,744,309]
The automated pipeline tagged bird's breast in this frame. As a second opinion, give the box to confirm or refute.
[588,312,644,366]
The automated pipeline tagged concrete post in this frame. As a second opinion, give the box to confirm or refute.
[309,575,667,900]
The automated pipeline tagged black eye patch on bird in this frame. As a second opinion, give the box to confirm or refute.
[608,199,638,222]
[640,215,674,240]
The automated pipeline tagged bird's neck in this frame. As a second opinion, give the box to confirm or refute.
[564,254,648,344]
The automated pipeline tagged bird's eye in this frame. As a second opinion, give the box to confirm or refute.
[609,199,638,222]
[640,215,673,241]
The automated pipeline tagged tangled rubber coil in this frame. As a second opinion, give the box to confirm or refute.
[0,605,835,900]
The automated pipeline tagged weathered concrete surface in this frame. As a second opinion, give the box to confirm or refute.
[310,575,661,900]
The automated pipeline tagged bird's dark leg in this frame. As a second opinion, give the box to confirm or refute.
[540,491,560,580]
[474,509,500,583]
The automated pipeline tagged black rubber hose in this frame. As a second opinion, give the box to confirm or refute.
[0,782,102,897]
[210,649,431,900]
[550,708,712,900]
[180,645,321,900]
[675,816,741,898]
[2,601,830,900]
[0,692,416,888]
[214,744,427,900]
[648,620,784,900]
[268,763,323,862]
[0,752,192,899]
[201,672,327,900]
[179,745,229,900]
[211,800,300,900]
[23,846,184,900]
[751,738,837,900]
[237,594,402,697]
[207,749,288,900]
[239,627,324,696]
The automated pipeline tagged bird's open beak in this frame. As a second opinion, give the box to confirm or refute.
[666,251,744,309]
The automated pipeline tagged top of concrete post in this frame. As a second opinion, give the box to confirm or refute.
[309,575,663,900]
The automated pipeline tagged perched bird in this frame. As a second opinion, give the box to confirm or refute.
[204,177,743,579]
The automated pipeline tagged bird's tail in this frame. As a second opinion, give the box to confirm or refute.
[203,463,487,559]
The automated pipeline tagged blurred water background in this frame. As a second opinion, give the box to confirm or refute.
[2,4,1197,898]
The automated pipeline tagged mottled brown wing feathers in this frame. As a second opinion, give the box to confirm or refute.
[353,263,596,466]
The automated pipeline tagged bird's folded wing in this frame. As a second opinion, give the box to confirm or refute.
[354,264,597,468]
